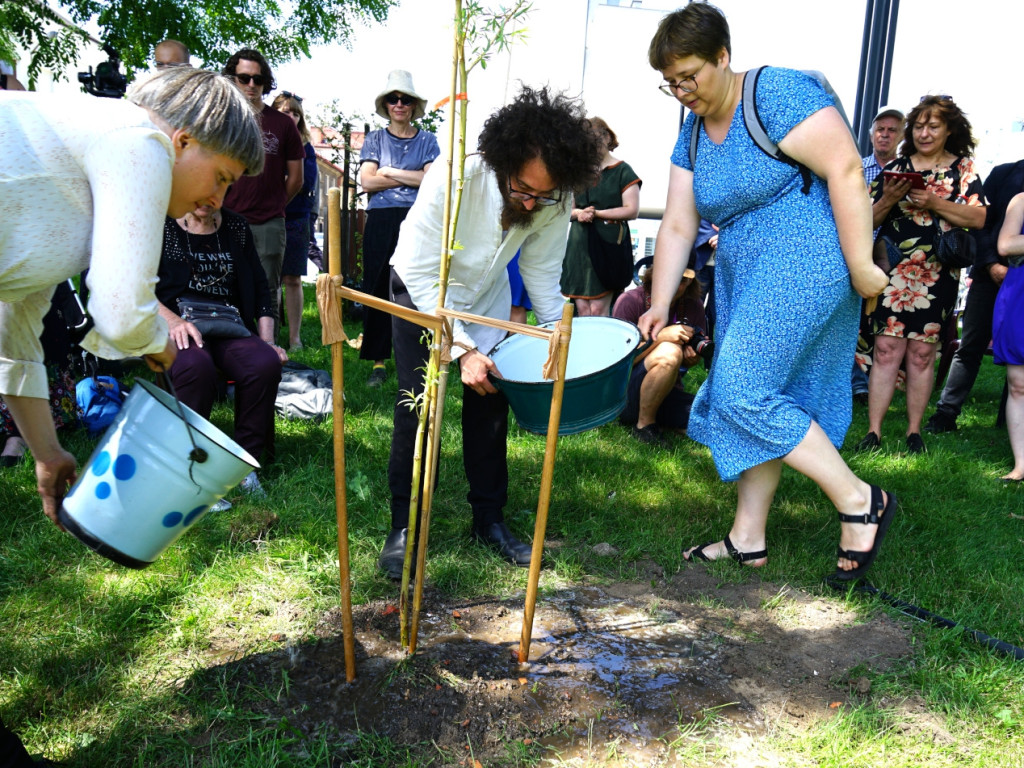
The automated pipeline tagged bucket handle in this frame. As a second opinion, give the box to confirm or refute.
[154,371,209,492]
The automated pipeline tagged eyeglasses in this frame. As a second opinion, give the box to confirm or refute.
[280,90,303,102]
[507,182,561,206]
[658,60,708,96]
[385,92,414,106]
[919,94,951,102]
[155,61,188,70]
[233,73,265,86]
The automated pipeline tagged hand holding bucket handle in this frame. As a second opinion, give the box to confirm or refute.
[459,349,500,396]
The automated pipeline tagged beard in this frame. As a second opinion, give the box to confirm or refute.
[502,197,536,230]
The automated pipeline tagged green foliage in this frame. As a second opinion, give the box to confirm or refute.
[458,0,532,74]
[0,0,89,88]
[7,0,397,83]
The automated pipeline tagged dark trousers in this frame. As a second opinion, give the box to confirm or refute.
[168,334,282,462]
[387,271,508,529]
[0,716,34,767]
[934,273,999,420]
[360,207,410,362]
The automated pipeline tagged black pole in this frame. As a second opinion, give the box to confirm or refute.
[852,0,874,147]
[854,0,900,156]
[878,0,900,108]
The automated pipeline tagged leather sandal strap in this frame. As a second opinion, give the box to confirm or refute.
[723,535,767,564]
[837,485,885,526]
[836,546,870,566]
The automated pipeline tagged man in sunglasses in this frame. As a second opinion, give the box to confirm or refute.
[222,48,305,339]
[377,86,601,578]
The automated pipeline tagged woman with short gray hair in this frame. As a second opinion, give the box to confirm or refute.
[0,67,265,530]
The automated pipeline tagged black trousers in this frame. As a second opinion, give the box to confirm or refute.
[387,271,508,529]
[0,716,34,767]
[934,272,999,420]
[359,207,410,362]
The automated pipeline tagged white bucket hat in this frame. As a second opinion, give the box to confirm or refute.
[375,70,427,121]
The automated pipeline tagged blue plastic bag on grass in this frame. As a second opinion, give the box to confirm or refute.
[76,376,126,435]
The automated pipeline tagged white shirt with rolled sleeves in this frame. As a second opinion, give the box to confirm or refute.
[0,92,171,398]
[390,153,569,359]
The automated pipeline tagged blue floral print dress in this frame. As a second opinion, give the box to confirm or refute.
[675,68,859,482]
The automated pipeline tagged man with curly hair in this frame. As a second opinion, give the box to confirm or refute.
[378,86,601,578]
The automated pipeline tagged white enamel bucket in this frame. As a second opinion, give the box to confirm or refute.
[58,379,259,568]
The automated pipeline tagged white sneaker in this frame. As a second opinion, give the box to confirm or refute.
[209,498,232,512]
[239,471,266,498]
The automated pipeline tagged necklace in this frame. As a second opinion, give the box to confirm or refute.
[181,219,230,291]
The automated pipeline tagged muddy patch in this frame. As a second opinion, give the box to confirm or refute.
[218,568,913,765]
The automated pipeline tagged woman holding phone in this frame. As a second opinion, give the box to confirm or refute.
[858,95,986,454]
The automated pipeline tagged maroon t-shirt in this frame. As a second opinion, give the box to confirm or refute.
[223,104,305,224]
[612,286,706,331]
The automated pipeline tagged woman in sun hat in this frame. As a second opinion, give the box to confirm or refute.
[358,69,440,388]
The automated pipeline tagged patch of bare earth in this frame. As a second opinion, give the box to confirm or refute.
[217,565,929,766]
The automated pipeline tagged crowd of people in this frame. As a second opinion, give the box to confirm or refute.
[2,2,1023,762]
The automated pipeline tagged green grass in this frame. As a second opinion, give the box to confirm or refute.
[2,286,1024,766]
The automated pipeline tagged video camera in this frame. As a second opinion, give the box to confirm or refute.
[78,44,127,98]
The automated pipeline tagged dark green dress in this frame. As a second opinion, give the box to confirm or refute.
[560,160,641,298]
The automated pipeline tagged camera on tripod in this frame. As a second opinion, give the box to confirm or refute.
[78,44,127,98]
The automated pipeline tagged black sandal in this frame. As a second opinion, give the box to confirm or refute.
[832,485,897,583]
[685,534,767,565]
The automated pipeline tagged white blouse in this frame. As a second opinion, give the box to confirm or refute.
[0,92,172,398]
[391,154,570,358]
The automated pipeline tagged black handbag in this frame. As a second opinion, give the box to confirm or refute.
[586,221,635,292]
[177,299,251,339]
[934,225,975,270]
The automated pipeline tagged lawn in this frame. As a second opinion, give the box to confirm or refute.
[1,288,1023,766]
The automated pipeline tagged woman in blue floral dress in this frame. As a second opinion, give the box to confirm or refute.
[859,96,986,454]
[640,3,895,582]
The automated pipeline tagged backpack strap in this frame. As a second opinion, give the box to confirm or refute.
[688,115,701,170]
[687,66,813,195]
[742,66,813,195]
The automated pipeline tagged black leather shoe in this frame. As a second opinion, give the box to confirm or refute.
[377,528,409,580]
[906,432,927,454]
[924,411,957,433]
[471,522,533,567]
[854,431,881,451]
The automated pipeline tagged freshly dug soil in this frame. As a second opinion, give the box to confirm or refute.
[216,564,919,766]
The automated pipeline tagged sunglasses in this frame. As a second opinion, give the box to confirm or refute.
[280,90,303,102]
[233,73,265,86]
[919,94,952,102]
[155,61,188,70]
[385,92,414,106]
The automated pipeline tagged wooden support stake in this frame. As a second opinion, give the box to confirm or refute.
[408,355,450,654]
[518,302,575,663]
[327,187,356,682]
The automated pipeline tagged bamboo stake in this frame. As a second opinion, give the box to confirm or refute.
[327,187,356,682]
[408,332,452,652]
[400,0,464,650]
[400,0,533,652]
[518,302,574,663]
